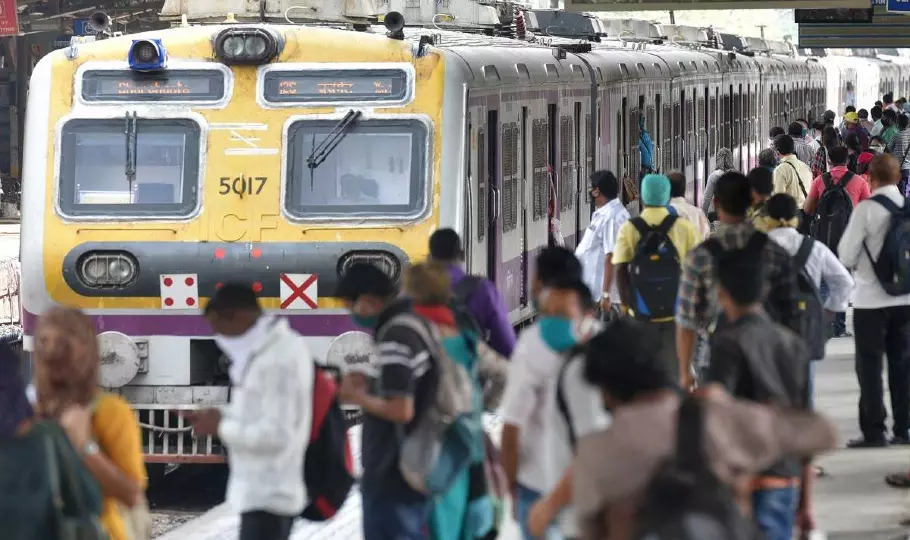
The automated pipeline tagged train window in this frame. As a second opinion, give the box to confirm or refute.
[662,103,672,173]
[545,64,558,80]
[653,63,662,74]
[478,129,486,241]
[585,114,594,185]
[532,120,548,222]
[678,62,686,72]
[58,118,200,217]
[619,64,630,78]
[285,118,428,220]
[637,63,646,75]
[691,61,698,72]
[560,116,575,211]
[703,61,710,71]
[502,123,519,233]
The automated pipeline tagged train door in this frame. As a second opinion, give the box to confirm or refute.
[557,106,578,248]
[471,108,489,279]
[697,87,708,206]
[684,88,695,193]
[465,114,474,271]
[675,90,683,174]
[486,109,500,283]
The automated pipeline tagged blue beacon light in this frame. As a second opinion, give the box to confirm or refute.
[128,39,168,71]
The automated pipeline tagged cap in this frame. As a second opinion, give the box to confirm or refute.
[640,174,671,207]
[844,112,859,123]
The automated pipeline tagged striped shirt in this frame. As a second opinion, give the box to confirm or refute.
[888,128,910,170]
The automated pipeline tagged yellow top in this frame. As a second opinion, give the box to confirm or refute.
[612,207,700,265]
[92,393,147,540]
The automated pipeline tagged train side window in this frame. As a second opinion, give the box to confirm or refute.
[502,123,519,233]
[662,103,672,173]
[58,118,200,218]
[585,113,594,186]
[673,100,681,170]
[478,129,486,241]
[683,99,693,166]
[630,108,640,180]
[560,116,575,211]
[532,120,548,222]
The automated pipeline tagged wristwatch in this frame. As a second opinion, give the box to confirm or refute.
[601,292,611,301]
[81,440,100,457]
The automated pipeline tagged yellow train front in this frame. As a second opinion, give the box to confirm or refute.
[20,23,445,463]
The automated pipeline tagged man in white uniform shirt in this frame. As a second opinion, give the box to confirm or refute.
[575,170,629,320]
[838,154,910,449]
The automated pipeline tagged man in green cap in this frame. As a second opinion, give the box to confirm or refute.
[612,173,699,380]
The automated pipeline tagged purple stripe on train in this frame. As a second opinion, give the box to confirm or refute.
[22,309,358,337]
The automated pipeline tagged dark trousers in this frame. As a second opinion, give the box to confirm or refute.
[854,306,910,440]
[361,490,431,540]
[652,321,678,383]
[239,511,294,540]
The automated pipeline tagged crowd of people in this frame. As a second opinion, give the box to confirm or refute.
[7,92,910,540]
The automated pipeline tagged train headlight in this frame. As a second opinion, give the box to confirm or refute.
[213,28,281,65]
[338,251,402,282]
[78,252,138,288]
[128,39,167,71]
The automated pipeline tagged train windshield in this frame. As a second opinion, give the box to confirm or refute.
[58,119,200,217]
[285,118,428,220]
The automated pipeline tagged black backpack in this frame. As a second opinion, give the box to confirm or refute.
[810,172,854,255]
[792,237,827,359]
[864,194,910,296]
[628,215,682,321]
[631,396,759,540]
[300,364,355,521]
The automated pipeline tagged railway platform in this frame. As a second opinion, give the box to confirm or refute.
[160,331,910,540]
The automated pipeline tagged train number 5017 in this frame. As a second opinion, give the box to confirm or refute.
[219,176,267,196]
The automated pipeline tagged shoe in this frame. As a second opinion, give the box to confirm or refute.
[834,331,854,338]
[846,437,888,448]
[891,436,910,445]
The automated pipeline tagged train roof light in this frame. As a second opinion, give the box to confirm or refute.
[213,27,280,66]
[128,39,167,72]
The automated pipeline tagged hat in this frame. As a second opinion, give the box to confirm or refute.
[640,174,671,207]
[844,112,859,123]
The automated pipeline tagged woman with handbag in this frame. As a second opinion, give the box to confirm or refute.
[33,307,151,540]
[0,341,105,539]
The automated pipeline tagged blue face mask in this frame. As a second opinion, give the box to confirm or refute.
[351,313,378,329]
[538,316,578,352]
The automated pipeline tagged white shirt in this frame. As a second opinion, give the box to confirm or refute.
[544,353,610,537]
[575,198,629,302]
[767,227,854,313]
[838,185,910,309]
[670,197,710,241]
[806,136,821,154]
[501,323,564,491]
[218,317,314,516]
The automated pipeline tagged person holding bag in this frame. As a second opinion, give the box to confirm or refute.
[33,307,151,540]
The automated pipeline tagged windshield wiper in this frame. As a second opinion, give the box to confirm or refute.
[306,109,362,170]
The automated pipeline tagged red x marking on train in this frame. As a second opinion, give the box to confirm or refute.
[280,274,318,309]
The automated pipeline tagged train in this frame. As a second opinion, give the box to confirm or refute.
[17,3,910,463]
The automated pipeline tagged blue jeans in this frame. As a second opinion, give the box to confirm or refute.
[516,484,563,540]
[362,490,432,540]
[752,486,799,540]
[819,279,847,336]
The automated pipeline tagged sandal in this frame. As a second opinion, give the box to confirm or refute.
[814,466,826,478]
[884,472,910,488]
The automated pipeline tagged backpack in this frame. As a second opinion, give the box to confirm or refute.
[810,172,854,254]
[38,422,107,540]
[792,237,827,360]
[628,215,682,321]
[864,194,910,296]
[378,313,479,497]
[631,396,759,540]
[300,364,355,521]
